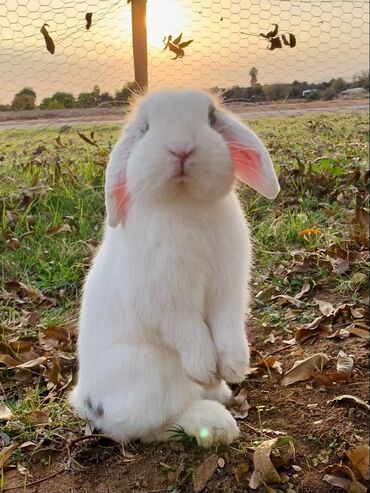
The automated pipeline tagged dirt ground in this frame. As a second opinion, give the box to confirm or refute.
[3,303,368,493]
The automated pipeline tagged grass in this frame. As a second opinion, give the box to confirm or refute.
[0,111,368,492]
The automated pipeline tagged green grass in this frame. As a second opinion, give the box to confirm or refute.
[0,111,368,449]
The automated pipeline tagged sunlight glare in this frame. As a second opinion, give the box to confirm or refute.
[146,0,186,48]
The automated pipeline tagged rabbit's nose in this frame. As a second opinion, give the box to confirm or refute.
[169,148,194,165]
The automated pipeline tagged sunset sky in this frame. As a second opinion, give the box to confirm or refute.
[1,0,369,104]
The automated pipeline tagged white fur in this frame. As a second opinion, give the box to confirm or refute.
[70,89,279,447]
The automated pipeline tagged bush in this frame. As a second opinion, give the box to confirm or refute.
[263,83,291,101]
[40,97,65,109]
[307,91,320,101]
[320,87,337,101]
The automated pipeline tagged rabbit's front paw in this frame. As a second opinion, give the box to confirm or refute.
[217,343,249,384]
[182,344,219,387]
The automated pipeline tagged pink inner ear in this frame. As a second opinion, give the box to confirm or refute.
[228,144,262,184]
[114,178,130,222]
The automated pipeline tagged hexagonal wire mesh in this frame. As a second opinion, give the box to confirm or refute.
[0,0,369,112]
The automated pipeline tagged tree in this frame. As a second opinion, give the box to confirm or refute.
[76,86,102,108]
[76,92,96,108]
[352,70,369,90]
[11,87,36,110]
[115,82,138,105]
[18,87,36,101]
[99,92,114,104]
[249,67,258,88]
[11,94,35,110]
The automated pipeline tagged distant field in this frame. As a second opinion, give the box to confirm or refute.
[0,112,368,493]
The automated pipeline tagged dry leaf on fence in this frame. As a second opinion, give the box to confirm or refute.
[85,12,93,30]
[250,436,294,489]
[282,33,297,47]
[323,464,367,493]
[40,24,55,54]
[281,353,329,386]
[192,454,219,493]
[259,23,279,39]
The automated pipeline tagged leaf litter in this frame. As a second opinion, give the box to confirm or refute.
[0,114,368,492]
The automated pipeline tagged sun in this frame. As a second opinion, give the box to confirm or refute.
[146,0,186,48]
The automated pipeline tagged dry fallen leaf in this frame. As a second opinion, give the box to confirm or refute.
[250,436,294,489]
[12,356,47,369]
[281,353,329,386]
[256,356,283,374]
[25,410,51,425]
[346,443,369,480]
[234,462,249,482]
[217,457,225,468]
[0,354,20,367]
[46,223,72,236]
[345,325,369,339]
[271,294,304,308]
[0,403,13,421]
[17,463,30,476]
[336,350,353,379]
[6,237,21,251]
[193,454,219,493]
[323,464,367,493]
[315,298,334,316]
[315,350,354,386]
[298,228,321,237]
[327,394,369,411]
[294,280,311,300]
[332,258,350,275]
[229,387,250,419]
[0,443,18,469]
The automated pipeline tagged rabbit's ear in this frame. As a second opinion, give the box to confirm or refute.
[216,112,280,199]
[105,125,137,227]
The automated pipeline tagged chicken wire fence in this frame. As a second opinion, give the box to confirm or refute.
[0,0,369,111]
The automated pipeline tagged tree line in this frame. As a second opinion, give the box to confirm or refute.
[1,82,137,111]
[1,70,368,111]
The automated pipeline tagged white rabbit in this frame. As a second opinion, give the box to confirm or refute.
[69,89,280,447]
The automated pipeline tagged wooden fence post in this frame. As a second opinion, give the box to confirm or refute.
[131,0,148,91]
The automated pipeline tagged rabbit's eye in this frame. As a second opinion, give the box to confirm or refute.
[208,108,216,126]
